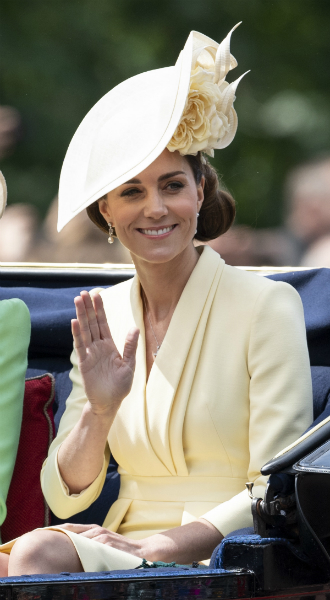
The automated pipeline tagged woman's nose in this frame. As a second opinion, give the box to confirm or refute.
[143,190,168,219]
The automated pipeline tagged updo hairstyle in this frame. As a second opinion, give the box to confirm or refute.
[86,152,235,242]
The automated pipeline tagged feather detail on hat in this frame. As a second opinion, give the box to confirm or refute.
[167,23,248,157]
[214,22,240,85]
[0,171,7,219]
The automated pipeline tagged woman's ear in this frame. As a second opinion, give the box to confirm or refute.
[197,175,205,212]
[98,195,112,223]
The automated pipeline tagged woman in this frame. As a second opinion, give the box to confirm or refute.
[0,172,31,574]
[0,25,312,575]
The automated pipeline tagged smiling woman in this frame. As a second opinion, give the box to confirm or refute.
[88,150,234,269]
[86,151,235,247]
[95,151,205,265]
[0,25,313,576]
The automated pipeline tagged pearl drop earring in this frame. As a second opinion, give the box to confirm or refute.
[195,212,200,235]
[108,222,114,244]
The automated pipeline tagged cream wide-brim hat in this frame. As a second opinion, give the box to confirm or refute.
[58,26,243,232]
[0,171,7,219]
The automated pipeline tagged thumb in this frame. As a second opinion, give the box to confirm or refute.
[122,327,140,369]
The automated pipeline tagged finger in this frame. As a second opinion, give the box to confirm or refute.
[80,291,101,343]
[71,319,87,362]
[74,296,92,347]
[89,534,112,546]
[59,523,97,533]
[77,527,109,539]
[122,327,140,369]
[91,293,113,341]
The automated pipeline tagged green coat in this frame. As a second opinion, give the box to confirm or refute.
[0,299,31,539]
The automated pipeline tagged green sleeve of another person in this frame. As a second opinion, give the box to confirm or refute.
[0,299,31,538]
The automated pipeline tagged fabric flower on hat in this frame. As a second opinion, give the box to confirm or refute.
[167,23,247,157]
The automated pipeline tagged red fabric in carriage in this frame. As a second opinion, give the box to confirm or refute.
[1,374,55,544]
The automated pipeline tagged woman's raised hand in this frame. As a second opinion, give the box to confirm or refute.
[71,291,139,415]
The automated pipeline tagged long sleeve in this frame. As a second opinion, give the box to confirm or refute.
[201,281,313,536]
[41,346,110,519]
[0,299,31,534]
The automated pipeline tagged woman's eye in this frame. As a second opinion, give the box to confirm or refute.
[166,181,184,191]
[121,188,141,197]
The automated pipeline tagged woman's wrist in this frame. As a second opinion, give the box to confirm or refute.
[84,399,117,422]
[135,535,177,563]
[135,520,223,564]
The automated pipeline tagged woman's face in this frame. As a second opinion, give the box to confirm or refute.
[98,149,204,265]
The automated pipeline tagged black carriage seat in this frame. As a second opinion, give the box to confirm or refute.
[261,415,330,476]
[257,417,330,582]
[211,403,330,587]
[210,417,330,588]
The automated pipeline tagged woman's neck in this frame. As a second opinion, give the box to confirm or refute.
[133,244,201,322]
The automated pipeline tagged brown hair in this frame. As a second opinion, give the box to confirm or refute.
[86,152,235,242]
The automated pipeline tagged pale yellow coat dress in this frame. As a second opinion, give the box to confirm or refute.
[0,247,313,570]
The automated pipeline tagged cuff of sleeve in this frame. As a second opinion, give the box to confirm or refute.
[41,444,110,519]
[201,483,266,537]
[55,451,100,498]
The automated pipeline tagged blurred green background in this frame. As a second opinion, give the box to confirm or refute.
[1,0,330,228]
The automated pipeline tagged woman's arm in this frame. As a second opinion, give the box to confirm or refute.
[136,518,223,563]
[57,403,115,495]
[41,289,139,510]
[201,280,313,535]
[56,291,139,494]
[0,299,30,528]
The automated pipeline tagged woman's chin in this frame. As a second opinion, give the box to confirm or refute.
[129,244,185,266]
[133,250,179,265]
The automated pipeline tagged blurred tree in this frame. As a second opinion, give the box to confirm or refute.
[1,0,330,227]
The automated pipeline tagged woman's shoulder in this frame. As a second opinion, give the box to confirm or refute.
[221,263,302,310]
[0,298,31,342]
[223,262,297,292]
[90,278,133,307]
[0,297,30,323]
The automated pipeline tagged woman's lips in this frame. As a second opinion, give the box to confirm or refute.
[137,225,177,238]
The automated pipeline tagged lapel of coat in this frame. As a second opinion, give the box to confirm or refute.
[106,277,173,476]
[145,246,224,475]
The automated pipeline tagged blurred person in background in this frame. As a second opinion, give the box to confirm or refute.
[301,237,330,267]
[0,104,38,263]
[0,102,131,264]
[0,196,132,265]
[206,157,330,268]
[205,222,299,267]
[0,195,132,265]
[0,106,21,160]
[29,197,132,264]
[0,204,38,262]
[285,157,330,267]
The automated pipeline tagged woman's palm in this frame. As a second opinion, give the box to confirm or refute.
[72,291,139,412]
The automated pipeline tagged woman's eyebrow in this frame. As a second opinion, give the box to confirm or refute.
[123,178,141,184]
[123,171,186,185]
[158,170,186,182]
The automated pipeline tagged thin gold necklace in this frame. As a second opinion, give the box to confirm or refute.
[142,290,163,360]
